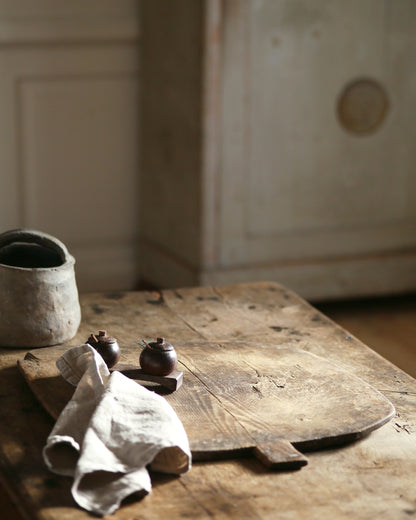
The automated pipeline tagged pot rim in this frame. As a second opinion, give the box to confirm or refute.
[0,228,75,271]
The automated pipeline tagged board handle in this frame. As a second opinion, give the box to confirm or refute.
[254,440,308,470]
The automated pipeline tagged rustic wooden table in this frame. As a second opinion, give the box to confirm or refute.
[0,282,415,519]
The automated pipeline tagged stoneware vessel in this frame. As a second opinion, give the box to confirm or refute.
[0,229,81,347]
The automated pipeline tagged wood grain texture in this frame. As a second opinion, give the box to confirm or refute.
[318,294,416,378]
[18,343,394,469]
[0,282,415,520]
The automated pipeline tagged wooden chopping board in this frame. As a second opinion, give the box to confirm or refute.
[18,341,395,470]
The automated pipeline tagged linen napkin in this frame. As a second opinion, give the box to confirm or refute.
[43,344,191,516]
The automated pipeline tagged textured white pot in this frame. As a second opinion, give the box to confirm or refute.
[0,229,81,347]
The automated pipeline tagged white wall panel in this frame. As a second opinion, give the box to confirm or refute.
[0,0,139,43]
[0,3,140,292]
[220,0,416,267]
[20,75,139,244]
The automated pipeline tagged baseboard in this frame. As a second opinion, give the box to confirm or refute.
[139,240,416,301]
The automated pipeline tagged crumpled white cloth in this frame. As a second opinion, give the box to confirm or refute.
[43,344,191,516]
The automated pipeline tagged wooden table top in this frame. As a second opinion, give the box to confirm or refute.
[0,282,415,519]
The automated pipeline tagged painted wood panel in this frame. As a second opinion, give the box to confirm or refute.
[20,75,139,244]
[0,3,140,292]
[140,0,204,268]
[139,0,416,299]
[220,0,416,266]
[0,0,139,43]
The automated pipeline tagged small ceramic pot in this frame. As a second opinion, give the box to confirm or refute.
[139,337,178,376]
[87,330,121,368]
[0,229,81,347]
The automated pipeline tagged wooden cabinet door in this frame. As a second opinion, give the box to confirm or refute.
[213,0,416,299]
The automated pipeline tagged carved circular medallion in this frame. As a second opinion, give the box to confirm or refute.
[337,78,389,135]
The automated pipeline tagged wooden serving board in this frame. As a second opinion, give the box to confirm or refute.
[18,341,395,470]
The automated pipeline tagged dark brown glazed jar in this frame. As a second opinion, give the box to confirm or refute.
[139,337,177,376]
[87,330,121,369]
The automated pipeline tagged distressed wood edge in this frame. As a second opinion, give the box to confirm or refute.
[254,441,308,470]
[17,358,62,421]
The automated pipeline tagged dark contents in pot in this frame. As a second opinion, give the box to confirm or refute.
[0,242,64,268]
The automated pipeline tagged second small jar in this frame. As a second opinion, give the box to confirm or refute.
[139,337,178,376]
